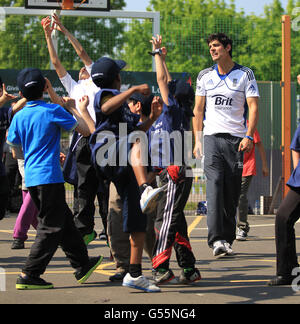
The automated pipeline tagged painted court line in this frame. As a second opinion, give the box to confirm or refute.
[188,215,203,236]
[0,215,284,286]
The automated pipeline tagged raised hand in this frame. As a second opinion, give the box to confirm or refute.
[41,16,53,37]
[78,95,90,113]
[51,13,66,34]
[62,97,76,112]
[0,83,17,105]
[135,84,151,97]
[150,34,162,51]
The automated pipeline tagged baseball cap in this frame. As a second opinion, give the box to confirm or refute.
[91,57,126,87]
[168,79,195,101]
[129,93,154,117]
[168,79,195,117]
[17,68,46,100]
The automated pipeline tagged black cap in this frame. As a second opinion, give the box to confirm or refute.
[91,57,126,87]
[129,93,154,117]
[168,79,195,101]
[17,68,46,100]
[168,79,195,117]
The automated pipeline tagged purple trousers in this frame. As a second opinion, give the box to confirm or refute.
[13,191,38,241]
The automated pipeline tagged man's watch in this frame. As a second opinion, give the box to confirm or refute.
[148,48,162,56]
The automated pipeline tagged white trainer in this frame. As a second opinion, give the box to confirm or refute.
[140,185,166,214]
[236,228,247,241]
[212,240,227,257]
[223,241,235,256]
[122,273,161,293]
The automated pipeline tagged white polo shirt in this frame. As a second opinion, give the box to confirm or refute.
[60,63,99,123]
[196,63,260,138]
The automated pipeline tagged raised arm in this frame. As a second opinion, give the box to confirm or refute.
[42,16,67,79]
[101,84,151,115]
[77,95,95,135]
[161,47,172,84]
[11,97,27,115]
[52,13,93,67]
[0,83,17,108]
[44,78,65,106]
[63,97,92,137]
[150,35,169,106]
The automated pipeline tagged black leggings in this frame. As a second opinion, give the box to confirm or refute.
[275,187,300,276]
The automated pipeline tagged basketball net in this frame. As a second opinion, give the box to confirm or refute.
[59,0,87,10]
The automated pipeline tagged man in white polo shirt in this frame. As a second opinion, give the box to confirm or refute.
[193,33,259,257]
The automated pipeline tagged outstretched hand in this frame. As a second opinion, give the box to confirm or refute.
[51,13,66,33]
[62,97,76,112]
[41,14,66,36]
[78,95,90,113]
[0,83,17,106]
[41,16,53,37]
[135,84,151,97]
[150,34,162,51]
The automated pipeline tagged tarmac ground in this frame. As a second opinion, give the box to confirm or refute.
[1,212,300,307]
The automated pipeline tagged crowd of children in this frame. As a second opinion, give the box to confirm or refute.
[2,15,300,292]
[0,15,200,292]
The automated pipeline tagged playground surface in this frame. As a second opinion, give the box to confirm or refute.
[1,213,300,306]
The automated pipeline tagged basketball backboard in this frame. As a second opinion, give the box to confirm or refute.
[25,0,110,11]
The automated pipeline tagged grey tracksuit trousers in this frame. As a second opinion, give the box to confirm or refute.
[204,134,244,247]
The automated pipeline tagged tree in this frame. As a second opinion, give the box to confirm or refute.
[122,0,300,83]
[0,0,126,70]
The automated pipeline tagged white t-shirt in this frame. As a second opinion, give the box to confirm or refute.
[60,63,99,122]
[196,63,260,138]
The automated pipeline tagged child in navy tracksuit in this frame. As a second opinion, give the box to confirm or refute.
[90,57,164,293]
[149,36,201,285]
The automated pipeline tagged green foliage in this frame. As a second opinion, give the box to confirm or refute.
[0,0,299,84]
[0,0,126,71]
[122,0,300,83]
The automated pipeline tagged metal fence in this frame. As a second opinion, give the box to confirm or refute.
[1,7,300,214]
[61,80,299,215]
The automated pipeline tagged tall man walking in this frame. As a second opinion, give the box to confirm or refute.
[192,33,259,257]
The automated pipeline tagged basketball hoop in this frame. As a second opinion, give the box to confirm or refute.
[60,0,87,10]
[61,0,74,10]
[25,0,111,12]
